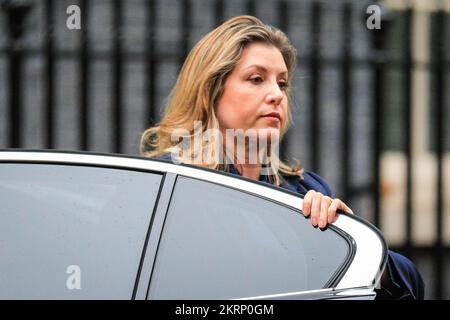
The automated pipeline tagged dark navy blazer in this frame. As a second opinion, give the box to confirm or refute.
[155,154,425,299]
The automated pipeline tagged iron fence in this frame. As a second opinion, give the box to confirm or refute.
[0,0,449,299]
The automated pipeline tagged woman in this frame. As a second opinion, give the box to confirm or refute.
[140,15,424,299]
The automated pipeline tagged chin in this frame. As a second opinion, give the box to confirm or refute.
[256,128,281,144]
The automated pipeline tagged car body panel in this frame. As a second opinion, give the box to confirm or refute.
[0,150,388,299]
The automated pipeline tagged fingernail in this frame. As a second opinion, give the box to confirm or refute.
[312,217,317,225]
[319,219,325,228]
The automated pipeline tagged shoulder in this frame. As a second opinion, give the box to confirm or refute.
[150,153,172,162]
[280,171,333,197]
[303,172,333,197]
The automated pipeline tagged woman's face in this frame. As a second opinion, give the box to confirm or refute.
[216,42,289,141]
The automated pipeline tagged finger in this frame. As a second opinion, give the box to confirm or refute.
[310,192,322,226]
[336,201,353,223]
[340,201,353,214]
[328,199,341,224]
[319,196,331,228]
[302,190,315,217]
[328,199,354,223]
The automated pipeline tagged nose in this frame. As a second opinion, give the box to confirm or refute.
[265,81,284,105]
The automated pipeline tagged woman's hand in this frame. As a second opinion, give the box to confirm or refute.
[302,190,353,228]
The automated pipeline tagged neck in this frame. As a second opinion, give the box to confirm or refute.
[224,145,264,181]
[220,130,274,181]
[234,162,262,181]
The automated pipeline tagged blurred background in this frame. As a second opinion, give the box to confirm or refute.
[0,0,448,299]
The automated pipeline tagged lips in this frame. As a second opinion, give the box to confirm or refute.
[262,112,281,121]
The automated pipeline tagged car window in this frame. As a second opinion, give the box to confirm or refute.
[0,163,162,299]
[148,176,352,299]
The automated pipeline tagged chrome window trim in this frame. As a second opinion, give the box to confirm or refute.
[134,172,177,300]
[0,151,386,291]
[237,286,376,300]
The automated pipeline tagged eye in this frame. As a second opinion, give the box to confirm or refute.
[249,76,263,84]
[278,81,289,90]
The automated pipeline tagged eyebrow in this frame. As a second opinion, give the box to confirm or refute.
[244,64,288,75]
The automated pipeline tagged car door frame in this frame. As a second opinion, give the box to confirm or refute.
[142,174,387,300]
[0,150,388,300]
[0,149,169,300]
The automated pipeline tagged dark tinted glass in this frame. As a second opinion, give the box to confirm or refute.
[149,176,351,299]
[0,163,162,299]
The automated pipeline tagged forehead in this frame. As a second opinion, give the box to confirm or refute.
[237,42,287,73]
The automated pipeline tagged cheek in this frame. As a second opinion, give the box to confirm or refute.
[281,102,290,130]
[217,86,255,128]
[218,107,251,130]
[217,97,243,129]
[280,96,288,114]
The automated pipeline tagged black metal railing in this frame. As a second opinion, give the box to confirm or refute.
[0,0,448,299]
[431,8,447,301]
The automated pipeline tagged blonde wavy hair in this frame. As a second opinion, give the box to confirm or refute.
[140,15,303,185]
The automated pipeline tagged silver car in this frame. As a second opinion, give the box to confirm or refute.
[0,150,387,300]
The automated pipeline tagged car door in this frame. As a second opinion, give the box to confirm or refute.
[0,151,387,300]
[146,174,388,300]
[0,154,163,299]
